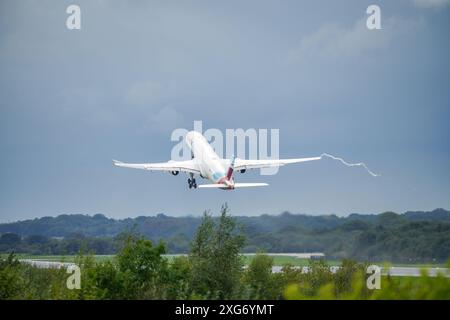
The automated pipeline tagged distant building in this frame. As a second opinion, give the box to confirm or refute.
[309,253,325,260]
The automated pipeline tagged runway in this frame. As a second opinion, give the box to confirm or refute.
[20,259,449,277]
[271,266,449,277]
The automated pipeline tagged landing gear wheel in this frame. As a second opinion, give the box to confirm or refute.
[188,178,197,189]
[188,173,198,189]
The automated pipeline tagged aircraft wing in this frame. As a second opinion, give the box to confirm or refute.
[232,157,321,171]
[112,159,200,174]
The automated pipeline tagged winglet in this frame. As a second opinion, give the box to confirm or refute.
[112,159,123,166]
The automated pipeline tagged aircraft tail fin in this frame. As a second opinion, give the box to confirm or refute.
[226,155,236,180]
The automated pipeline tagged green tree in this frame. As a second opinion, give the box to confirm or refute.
[190,204,245,299]
[166,256,193,299]
[243,253,280,299]
[115,233,168,299]
[0,253,24,299]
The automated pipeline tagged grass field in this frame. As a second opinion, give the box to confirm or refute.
[2,253,446,268]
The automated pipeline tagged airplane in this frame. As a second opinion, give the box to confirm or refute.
[113,131,323,190]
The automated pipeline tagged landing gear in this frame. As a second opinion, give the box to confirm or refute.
[188,178,197,189]
[188,173,197,189]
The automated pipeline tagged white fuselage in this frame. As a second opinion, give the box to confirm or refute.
[185,131,233,187]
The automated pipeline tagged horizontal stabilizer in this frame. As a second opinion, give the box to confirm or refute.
[198,184,227,188]
[234,183,268,188]
[198,183,268,189]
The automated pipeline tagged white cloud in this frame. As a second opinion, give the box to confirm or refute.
[55,87,119,126]
[147,106,184,133]
[412,0,450,8]
[288,19,387,64]
[124,81,185,132]
[126,81,163,106]
[287,16,422,64]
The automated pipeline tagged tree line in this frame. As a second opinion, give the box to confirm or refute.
[1,209,449,262]
[1,205,449,300]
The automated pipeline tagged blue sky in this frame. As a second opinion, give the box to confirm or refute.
[0,0,449,222]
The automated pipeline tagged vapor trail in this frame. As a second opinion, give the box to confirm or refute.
[319,153,380,177]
